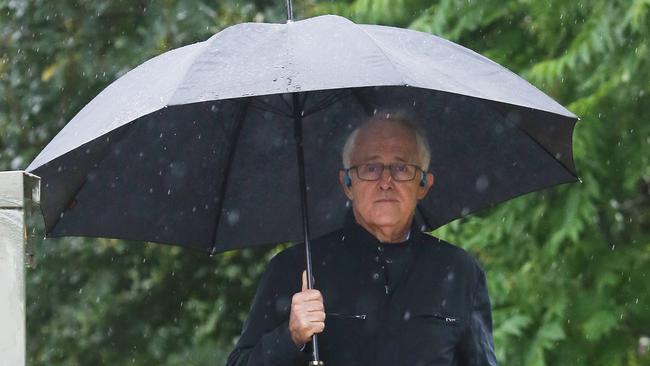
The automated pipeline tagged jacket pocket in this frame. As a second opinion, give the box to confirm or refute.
[408,312,460,326]
[326,312,367,320]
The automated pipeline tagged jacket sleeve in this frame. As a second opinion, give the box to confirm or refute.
[226,252,311,366]
[457,262,499,366]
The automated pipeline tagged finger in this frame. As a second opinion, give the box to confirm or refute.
[305,302,325,313]
[311,322,325,334]
[305,311,326,322]
[294,305,324,317]
[293,299,324,315]
[295,289,323,302]
[301,270,307,292]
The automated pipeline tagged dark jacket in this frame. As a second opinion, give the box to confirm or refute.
[226,216,498,366]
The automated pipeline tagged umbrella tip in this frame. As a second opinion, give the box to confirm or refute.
[208,245,218,257]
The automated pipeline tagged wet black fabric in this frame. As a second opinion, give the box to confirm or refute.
[378,240,412,295]
[226,215,498,366]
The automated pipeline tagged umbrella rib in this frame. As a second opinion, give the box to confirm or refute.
[491,103,580,179]
[513,121,579,179]
[303,90,351,117]
[279,93,293,111]
[250,99,292,118]
[354,25,406,85]
[303,93,331,115]
[314,91,348,112]
[209,99,251,255]
[44,122,136,234]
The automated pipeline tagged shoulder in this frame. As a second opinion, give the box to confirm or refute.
[416,232,485,276]
[269,228,346,266]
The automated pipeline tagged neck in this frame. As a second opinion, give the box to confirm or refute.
[353,211,413,243]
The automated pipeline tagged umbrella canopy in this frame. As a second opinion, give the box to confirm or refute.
[27,14,578,254]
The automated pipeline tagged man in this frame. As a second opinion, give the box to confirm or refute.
[226,114,498,365]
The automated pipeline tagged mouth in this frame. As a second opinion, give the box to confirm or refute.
[375,198,399,203]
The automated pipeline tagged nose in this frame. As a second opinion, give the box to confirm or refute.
[378,167,393,189]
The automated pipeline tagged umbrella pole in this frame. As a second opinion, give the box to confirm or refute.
[292,93,324,366]
[285,0,294,22]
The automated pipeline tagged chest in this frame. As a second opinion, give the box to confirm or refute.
[311,244,469,365]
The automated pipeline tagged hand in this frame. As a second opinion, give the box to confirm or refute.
[289,270,326,347]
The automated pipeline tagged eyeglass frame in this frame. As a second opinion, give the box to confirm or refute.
[344,163,427,182]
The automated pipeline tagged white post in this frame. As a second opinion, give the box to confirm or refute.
[0,171,40,366]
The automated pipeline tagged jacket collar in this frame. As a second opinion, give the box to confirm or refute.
[341,210,422,254]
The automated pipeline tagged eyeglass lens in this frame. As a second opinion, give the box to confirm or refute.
[357,163,417,181]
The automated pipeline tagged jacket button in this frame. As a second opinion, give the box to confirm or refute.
[372,272,380,280]
[377,245,384,252]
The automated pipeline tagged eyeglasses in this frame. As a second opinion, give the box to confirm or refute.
[346,163,425,182]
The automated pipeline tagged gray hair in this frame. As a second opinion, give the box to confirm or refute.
[342,112,431,170]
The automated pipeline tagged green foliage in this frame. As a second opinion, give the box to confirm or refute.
[1,0,649,365]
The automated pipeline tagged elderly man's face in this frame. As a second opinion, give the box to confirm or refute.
[339,120,434,240]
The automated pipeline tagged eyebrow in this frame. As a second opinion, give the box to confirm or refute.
[362,155,409,163]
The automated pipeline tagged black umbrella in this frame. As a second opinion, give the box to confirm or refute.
[26,12,579,365]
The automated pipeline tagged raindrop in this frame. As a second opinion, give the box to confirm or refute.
[475,175,489,192]
[227,210,240,226]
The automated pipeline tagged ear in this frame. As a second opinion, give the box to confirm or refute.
[417,172,434,200]
[339,170,354,200]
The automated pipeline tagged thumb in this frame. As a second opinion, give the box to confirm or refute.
[301,270,307,292]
